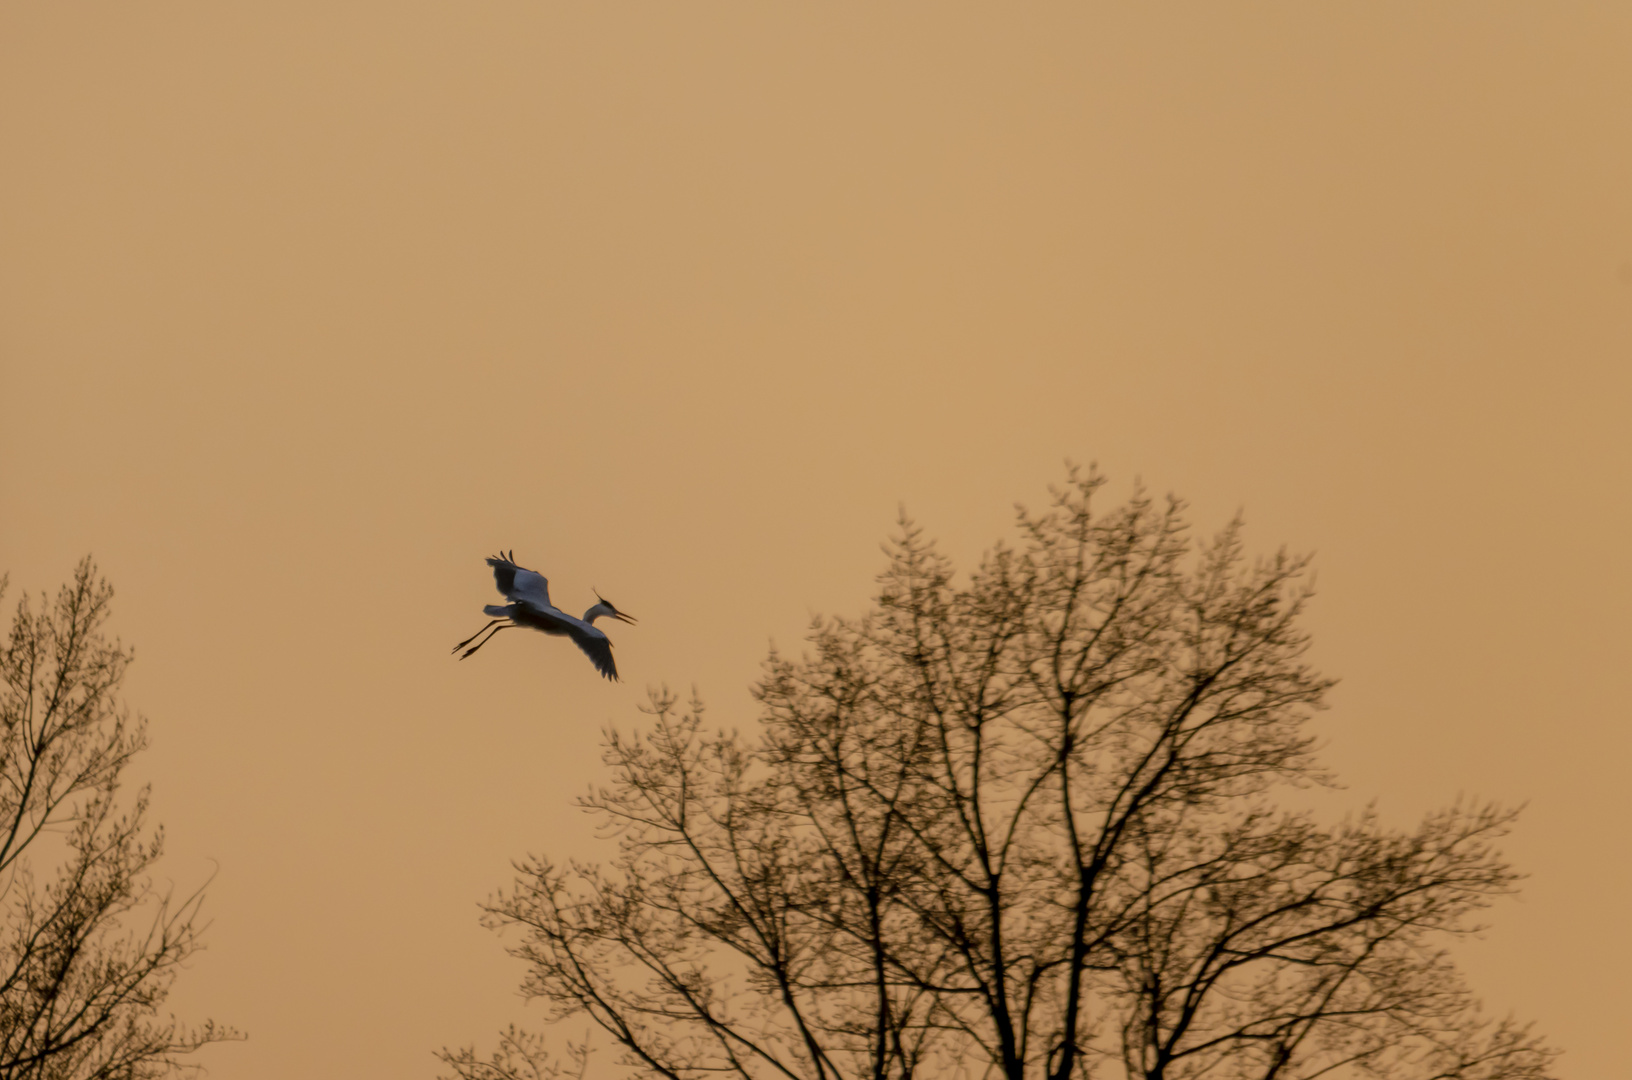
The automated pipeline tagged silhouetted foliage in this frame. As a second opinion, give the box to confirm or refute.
[0,558,235,1079]
[445,469,1555,1080]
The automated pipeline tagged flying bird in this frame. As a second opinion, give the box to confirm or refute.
[453,551,636,681]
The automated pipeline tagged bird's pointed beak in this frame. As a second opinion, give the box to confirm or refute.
[612,610,637,624]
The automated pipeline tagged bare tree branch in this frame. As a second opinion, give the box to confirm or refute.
[451,470,1556,1080]
[0,558,239,1079]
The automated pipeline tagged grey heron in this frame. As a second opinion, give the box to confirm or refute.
[453,551,636,681]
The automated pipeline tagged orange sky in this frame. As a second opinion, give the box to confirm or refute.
[2,4,1628,1078]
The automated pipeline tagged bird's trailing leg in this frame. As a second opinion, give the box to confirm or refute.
[459,623,512,660]
[452,619,510,655]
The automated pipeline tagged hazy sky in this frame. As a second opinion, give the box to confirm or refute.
[2,4,1628,1078]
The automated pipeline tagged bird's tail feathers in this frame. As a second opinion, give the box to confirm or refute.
[483,604,515,617]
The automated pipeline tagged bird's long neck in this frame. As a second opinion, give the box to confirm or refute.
[582,602,612,624]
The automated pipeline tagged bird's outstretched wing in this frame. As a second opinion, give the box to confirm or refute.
[567,625,619,681]
[487,552,551,609]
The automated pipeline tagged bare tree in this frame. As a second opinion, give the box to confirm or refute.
[438,1028,592,1080]
[0,558,236,1079]
[445,469,1556,1080]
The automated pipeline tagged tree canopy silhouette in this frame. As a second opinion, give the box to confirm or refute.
[0,558,235,1079]
[442,469,1555,1080]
